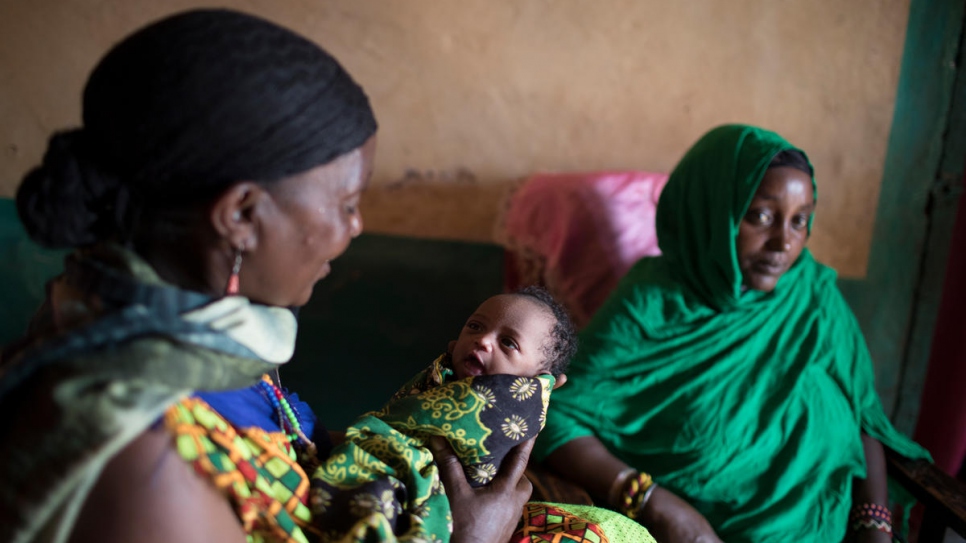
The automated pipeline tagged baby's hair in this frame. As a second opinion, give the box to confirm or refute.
[511,286,578,377]
[769,149,813,177]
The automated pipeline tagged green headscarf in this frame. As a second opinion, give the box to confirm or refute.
[656,125,815,310]
[535,125,928,542]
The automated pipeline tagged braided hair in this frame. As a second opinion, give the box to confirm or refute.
[16,9,377,249]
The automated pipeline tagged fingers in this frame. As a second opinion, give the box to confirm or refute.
[430,436,535,502]
[492,438,535,489]
[552,373,568,390]
[516,470,533,497]
[428,437,470,495]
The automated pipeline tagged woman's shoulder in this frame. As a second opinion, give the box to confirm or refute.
[69,427,246,543]
[794,254,853,311]
[586,256,713,336]
[0,348,190,540]
[599,256,678,311]
[788,253,867,342]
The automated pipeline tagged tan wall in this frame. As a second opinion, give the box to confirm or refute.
[0,0,910,277]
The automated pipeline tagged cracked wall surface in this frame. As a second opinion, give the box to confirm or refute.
[0,0,911,277]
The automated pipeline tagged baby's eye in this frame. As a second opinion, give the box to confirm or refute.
[465,322,483,332]
[501,337,520,350]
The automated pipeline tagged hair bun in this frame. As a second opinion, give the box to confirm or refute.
[15,130,128,248]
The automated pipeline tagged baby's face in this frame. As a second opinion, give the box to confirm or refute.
[451,294,554,380]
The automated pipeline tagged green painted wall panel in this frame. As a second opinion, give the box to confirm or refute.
[838,0,964,433]
[892,26,966,432]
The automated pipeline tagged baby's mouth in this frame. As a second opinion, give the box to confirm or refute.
[461,354,485,377]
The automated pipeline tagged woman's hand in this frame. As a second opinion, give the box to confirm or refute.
[639,486,723,543]
[429,437,533,543]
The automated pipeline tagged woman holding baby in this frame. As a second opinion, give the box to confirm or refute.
[0,9,532,543]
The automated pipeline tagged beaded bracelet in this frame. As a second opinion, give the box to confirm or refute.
[618,472,656,520]
[849,503,893,536]
[608,467,638,508]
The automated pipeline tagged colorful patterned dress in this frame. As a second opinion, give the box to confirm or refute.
[0,245,305,543]
[164,378,327,543]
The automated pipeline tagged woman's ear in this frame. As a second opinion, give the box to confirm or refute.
[447,340,456,354]
[209,182,267,251]
[552,373,568,390]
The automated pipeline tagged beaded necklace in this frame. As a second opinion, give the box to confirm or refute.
[258,370,316,454]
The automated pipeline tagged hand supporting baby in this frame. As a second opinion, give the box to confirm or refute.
[430,437,535,543]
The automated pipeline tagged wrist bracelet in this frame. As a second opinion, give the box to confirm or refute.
[618,472,655,520]
[608,467,637,508]
[849,503,893,536]
[640,481,658,511]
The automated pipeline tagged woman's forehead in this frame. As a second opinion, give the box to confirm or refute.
[753,167,815,204]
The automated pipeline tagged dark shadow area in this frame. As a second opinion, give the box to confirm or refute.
[282,233,505,430]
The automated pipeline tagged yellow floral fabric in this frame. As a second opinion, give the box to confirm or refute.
[311,355,554,542]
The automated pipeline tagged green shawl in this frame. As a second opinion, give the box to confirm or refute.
[0,245,295,543]
[534,125,929,542]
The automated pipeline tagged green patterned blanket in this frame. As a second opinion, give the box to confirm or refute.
[310,355,554,542]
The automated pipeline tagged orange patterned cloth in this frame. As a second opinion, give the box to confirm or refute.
[511,502,610,543]
[163,396,317,543]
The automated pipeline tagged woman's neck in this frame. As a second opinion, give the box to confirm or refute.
[137,240,225,297]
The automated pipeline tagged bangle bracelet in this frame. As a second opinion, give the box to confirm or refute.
[618,472,655,520]
[640,482,658,512]
[608,467,637,508]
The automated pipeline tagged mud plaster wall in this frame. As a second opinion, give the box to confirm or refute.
[0,0,911,277]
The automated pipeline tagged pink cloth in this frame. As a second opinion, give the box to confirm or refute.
[502,171,669,327]
[914,174,966,480]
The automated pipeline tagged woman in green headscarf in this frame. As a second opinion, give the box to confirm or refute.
[533,124,929,543]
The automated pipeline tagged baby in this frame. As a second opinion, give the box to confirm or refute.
[310,286,577,543]
[446,286,573,384]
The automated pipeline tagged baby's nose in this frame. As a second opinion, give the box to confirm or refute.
[476,335,495,351]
